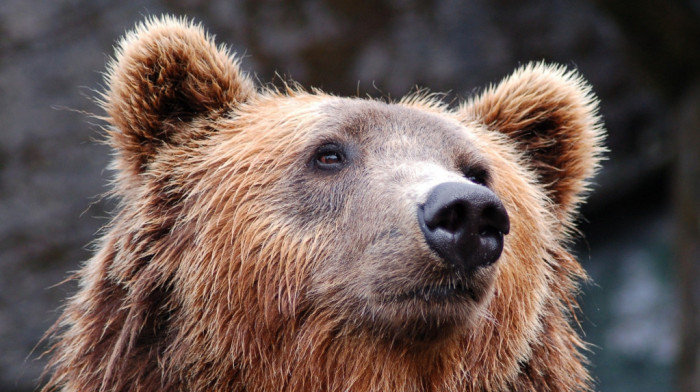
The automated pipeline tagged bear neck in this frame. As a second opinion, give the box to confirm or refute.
[244,327,469,391]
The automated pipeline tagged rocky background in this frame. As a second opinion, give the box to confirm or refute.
[1,1,698,391]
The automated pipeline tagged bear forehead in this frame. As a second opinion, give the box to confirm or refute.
[308,98,486,161]
[319,99,464,138]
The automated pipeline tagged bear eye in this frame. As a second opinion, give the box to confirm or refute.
[462,167,490,186]
[313,143,346,171]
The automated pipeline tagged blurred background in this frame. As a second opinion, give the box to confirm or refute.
[1,0,698,391]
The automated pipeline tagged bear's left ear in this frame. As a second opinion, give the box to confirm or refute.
[102,16,256,177]
[458,63,605,224]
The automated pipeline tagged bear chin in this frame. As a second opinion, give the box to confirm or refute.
[361,263,498,345]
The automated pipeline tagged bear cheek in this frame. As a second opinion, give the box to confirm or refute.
[301,187,422,310]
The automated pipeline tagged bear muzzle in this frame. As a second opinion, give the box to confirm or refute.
[418,182,510,273]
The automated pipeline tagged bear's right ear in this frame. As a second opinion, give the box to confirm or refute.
[102,16,255,175]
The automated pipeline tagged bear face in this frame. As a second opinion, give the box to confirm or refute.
[43,16,605,392]
[280,100,510,343]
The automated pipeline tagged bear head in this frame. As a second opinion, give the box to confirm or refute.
[44,16,605,392]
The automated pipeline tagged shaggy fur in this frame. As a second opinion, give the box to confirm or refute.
[43,16,605,392]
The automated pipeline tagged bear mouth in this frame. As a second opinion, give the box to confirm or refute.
[364,279,489,344]
[387,281,477,303]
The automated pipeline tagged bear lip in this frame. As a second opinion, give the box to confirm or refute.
[385,280,477,303]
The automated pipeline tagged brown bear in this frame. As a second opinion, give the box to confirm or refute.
[43,16,605,392]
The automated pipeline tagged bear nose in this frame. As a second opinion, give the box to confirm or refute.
[418,182,510,271]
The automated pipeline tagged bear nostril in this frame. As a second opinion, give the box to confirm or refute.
[480,205,511,237]
[418,182,509,271]
[479,227,497,237]
[426,201,468,233]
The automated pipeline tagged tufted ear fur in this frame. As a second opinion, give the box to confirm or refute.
[459,63,605,226]
[102,16,255,177]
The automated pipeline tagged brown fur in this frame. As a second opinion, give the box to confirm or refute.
[43,16,605,392]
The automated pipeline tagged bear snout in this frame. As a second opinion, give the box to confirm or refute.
[418,182,510,272]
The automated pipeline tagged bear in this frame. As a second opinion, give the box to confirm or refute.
[42,16,605,392]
